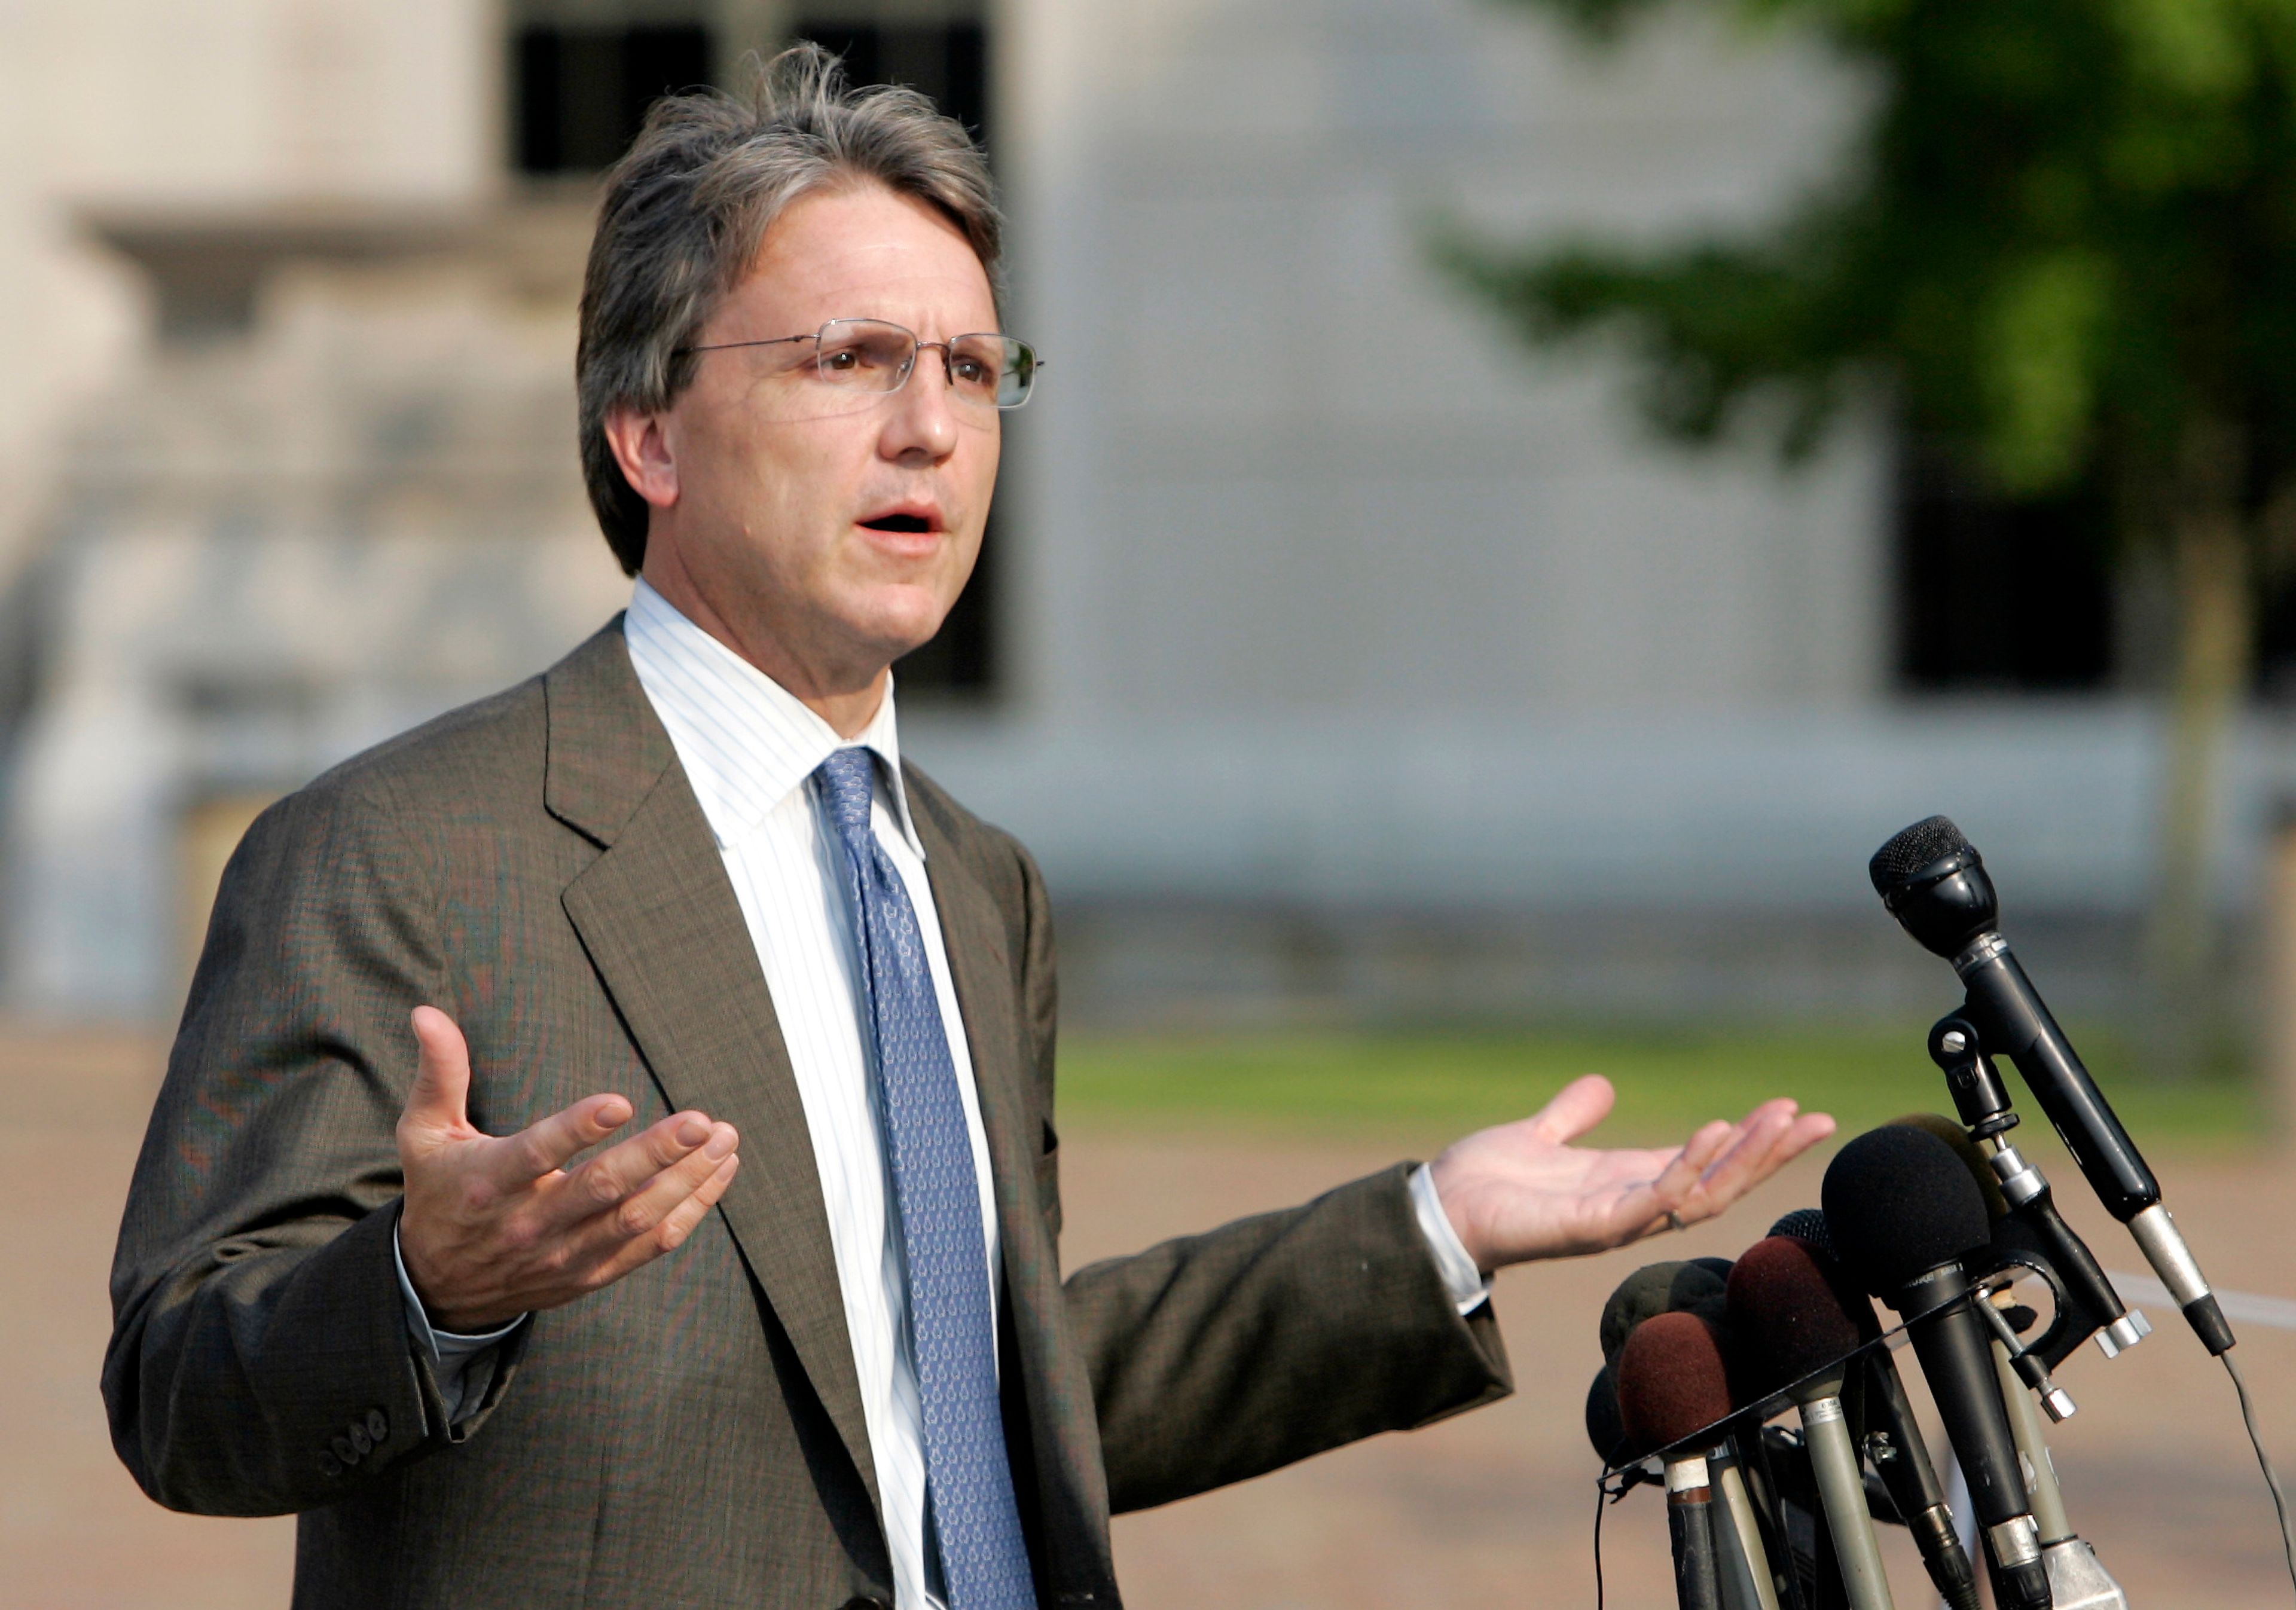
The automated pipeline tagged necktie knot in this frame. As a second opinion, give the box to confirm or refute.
[815,748,876,842]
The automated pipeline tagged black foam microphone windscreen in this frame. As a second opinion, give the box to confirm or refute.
[1586,1366,1641,1467]
[1600,1260,1730,1367]
[1892,1111,2010,1221]
[1823,1125,1992,1296]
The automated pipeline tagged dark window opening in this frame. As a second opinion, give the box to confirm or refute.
[793,20,990,151]
[1894,436,2115,693]
[2251,566,2296,704]
[515,22,712,174]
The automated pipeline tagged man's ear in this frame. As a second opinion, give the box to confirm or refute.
[603,405,679,511]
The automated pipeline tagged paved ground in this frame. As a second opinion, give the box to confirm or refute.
[10,1028,2295,1607]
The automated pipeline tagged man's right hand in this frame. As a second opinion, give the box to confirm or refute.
[396,1005,741,1334]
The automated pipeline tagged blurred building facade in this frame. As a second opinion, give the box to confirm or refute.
[3,0,2285,1026]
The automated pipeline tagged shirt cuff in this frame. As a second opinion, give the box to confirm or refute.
[393,1219,526,1422]
[1408,1162,1492,1316]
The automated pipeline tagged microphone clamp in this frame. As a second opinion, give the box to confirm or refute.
[1970,1281,2077,1422]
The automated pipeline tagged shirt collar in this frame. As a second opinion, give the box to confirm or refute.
[623,578,923,856]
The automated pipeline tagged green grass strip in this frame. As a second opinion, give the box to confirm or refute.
[1055,1026,2265,1154]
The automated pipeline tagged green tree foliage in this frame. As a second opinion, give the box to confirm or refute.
[1443,0,2296,1064]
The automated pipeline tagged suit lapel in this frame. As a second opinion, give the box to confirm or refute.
[544,622,879,1519]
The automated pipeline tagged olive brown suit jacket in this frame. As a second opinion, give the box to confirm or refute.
[104,619,1512,1609]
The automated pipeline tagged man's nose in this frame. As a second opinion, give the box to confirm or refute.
[879,353,963,463]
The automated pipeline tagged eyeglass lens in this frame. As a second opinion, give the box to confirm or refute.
[814,319,1035,408]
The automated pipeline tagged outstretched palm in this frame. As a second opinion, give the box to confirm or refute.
[1428,1074,1834,1271]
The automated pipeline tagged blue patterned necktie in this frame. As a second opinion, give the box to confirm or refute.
[814,749,1036,1610]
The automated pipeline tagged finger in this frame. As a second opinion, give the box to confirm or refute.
[576,1120,735,1243]
[1753,1112,1836,1175]
[1680,1118,1739,1172]
[490,1091,641,1188]
[1526,1074,1617,1145]
[1583,1177,1681,1249]
[1677,1101,1806,1220]
[1644,1131,1719,1214]
[404,1006,474,1135]
[585,1151,740,1287]
[660,1150,740,1248]
[1606,1106,1822,1245]
[545,1110,725,1222]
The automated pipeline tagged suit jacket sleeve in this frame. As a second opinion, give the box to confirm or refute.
[103,770,521,1517]
[999,837,1514,1514]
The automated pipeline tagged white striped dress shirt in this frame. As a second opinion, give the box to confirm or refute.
[625,578,996,1610]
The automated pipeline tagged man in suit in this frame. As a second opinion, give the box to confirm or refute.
[105,47,1832,1609]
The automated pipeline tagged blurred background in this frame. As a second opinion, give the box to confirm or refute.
[7,0,2296,1603]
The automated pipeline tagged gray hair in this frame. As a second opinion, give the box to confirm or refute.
[576,44,1003,574]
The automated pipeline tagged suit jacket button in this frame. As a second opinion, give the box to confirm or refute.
[348,1422,373,1456]
[330,1434,361,1467]
[317,1450,344,1478]
[365,1408,389,1444]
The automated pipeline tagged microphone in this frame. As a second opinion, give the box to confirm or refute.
[1767,1207,1833,1251]
[1866,1335,1985,1610]
[1602,1259,1731,1368]
[1587,1363,1642,1471]
[1824,1127,2053,1610]
[1888,1114,2008,1222]
[1870,815,2233,1355]
[1772,1200,1984,1609]
[1913,1031,2151,1371]
[1619,1311,1736,1610]
[1893,1111,2128,1404]
[1602,1266,1779,1609]
[1887,1122,2138,1605]
[1727,1236,1898,1610]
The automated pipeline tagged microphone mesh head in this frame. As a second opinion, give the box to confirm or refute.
[1767,1208,1834,1255]
[1616,1310,1736,1452]
[1822,1125,1993,1297]
[1869,815,1971,894]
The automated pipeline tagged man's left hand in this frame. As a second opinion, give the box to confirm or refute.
[1427,1074,1835,1272]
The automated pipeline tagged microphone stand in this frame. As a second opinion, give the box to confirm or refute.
[1932,1016,2135,1605]
[1978,1302,2130,1609]
[1711,1442,1784,1610]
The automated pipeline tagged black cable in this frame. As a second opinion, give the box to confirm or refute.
[1593,1474,1607,1610]
[1592,1465,1643,1610]
[2224,1349,2296,1600]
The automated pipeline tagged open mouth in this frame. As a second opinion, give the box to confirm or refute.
[860,513,933,534]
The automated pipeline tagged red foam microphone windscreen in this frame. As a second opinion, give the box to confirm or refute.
[1616,1310,1735,1453]
[1726,1233,1877,1398]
